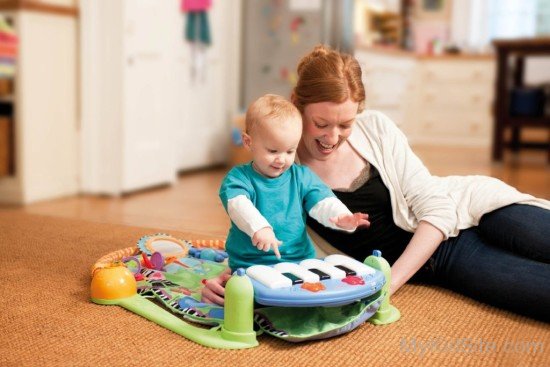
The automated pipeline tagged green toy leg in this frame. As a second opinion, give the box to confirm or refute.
[221,268,258,345]
[364,250,400,325]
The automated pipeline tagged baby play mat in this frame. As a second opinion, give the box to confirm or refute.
[90,234,399,349]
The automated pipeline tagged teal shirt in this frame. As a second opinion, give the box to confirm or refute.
[219,163,335,270]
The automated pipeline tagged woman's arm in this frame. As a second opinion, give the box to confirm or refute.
[201,268,232,305]
[389,220,444,295]
[361,112,457,238]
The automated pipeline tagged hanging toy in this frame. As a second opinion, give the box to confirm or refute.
[123,251,165,273]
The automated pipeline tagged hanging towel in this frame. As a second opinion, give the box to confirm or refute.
[185,11,211,45]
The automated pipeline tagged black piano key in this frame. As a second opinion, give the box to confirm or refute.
[335,265,356,276]
[308,268,330,280]
[282,272,304,285]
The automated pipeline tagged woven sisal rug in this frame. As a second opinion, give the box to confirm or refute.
[0,210,548,367]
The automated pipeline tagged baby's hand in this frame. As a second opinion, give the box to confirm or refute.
[330,212,370,231]
[252,227,282,259]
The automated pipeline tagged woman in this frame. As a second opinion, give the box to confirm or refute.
[203,45,550,321]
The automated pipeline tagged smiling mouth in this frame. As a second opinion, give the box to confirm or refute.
[316,140,336,153]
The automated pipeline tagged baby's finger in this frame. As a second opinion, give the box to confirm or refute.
[357,218,370,227]
[358,219,371,227]
[255,242,266,251]
[354,213,370,227]
[272,241,281,259]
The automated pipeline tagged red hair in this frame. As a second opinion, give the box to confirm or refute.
[292,44,365,113]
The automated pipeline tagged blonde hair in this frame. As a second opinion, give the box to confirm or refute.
[245,94,301,134]
[292,44,365,113]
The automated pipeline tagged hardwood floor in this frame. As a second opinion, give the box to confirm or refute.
[5,145,549,238]
[18,168,231,239]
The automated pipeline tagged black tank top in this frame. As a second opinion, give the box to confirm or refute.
[307,166,413,265]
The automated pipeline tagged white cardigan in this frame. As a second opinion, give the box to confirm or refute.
[318,110,550,242]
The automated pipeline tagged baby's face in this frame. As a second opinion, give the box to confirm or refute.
[246,119,302,178]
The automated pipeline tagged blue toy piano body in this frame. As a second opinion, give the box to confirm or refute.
[246,254,386,307]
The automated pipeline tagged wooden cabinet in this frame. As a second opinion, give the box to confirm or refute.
[0,4,78,204]
[410,59,494,145]
[356,48,495,146]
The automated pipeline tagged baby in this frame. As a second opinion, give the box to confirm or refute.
[218,94,369,274]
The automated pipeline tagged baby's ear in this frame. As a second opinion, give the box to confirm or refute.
[241,132,252,150]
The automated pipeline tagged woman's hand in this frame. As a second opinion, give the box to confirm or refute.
[330,212,370,231]
[201,268,232,305]
[252,227,282,258]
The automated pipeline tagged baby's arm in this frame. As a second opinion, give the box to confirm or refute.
[309,197,370,232]
[227,195,282,258]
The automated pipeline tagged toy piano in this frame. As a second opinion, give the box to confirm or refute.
[91,234,400,350]
[247,254,385,307]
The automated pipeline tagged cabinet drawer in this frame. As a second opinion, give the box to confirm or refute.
[416,110,492,138]
[420,61,495,83]
[419,84,493,112]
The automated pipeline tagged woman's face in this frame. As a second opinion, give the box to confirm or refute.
[300,99,358,161]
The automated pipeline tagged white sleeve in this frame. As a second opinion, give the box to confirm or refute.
[227,195,271,238]
[374,112,457,239]
[308,197,355,232]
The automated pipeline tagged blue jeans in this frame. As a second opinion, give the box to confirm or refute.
[418,204,550,322]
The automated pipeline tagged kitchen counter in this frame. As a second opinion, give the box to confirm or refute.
[356,44,494,61]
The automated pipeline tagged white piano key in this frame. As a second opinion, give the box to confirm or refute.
[246,265,293,289]
[299,258,347,280]
[324,254,375,276]
[274,262,320,283]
